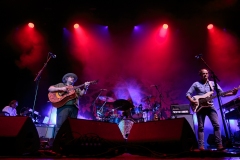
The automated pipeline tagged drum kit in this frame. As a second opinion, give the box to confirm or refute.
[95,95,161,124]
[95,95,161,139]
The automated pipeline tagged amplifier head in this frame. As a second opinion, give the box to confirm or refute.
[170,104,190,115]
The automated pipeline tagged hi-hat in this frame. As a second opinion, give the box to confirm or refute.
[113,99,134,111]
[98,96,115,102]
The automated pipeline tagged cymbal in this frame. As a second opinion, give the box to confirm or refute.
[98,96,115,102]
[141,95,156,102]
[113,99,134,111]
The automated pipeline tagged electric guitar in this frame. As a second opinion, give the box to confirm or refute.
[48,80,98,108]
[191,86,240,113]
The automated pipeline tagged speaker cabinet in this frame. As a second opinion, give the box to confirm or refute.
[127,118,198,155]
[52,118,125,156]
[35,125,55,138]
[174,114,195,133]
[0,116,40,156]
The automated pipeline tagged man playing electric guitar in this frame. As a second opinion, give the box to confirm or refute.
[48,73,90,137]
[186,69,238,151]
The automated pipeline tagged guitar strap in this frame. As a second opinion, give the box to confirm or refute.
[207,81,215,107]
[208,81,214,91]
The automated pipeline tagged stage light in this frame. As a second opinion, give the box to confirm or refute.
[134,26,139,30]
[159,24,168,37]
[28,23,34,28]
[74,24,79,29]
[207,24,213,30]
[163,24,168,29]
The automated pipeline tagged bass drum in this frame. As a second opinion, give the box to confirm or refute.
[131,105,143,119]
[109,109,123,124]
[118,118,135,139]
[109,117,122,124]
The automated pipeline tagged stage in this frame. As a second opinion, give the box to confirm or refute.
[1,149,240,159]
[1,116,240,159]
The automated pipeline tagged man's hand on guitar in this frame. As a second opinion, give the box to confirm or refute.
[223,85,240,96]
[190,99,198,107]
[84,82,91,88]
[232,87,239,95]
[59,87,67,92]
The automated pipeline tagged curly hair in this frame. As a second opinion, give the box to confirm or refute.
[9,100,18,106]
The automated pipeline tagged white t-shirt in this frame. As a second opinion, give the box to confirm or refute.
[2,106,17,116]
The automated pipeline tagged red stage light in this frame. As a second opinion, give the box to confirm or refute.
[74,24,79,29]
[28,23,34,28]
[163,24,168,29]
[207,24,213,30]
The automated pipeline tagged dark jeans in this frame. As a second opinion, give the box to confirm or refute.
[197,107,222,147]
[54,105,78,138]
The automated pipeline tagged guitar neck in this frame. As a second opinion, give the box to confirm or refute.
[73,84,85,90]
[208,91,229,100]
[72,80,98,90]
[206,87,239,101]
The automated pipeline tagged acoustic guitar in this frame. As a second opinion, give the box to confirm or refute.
[48,80,98,108]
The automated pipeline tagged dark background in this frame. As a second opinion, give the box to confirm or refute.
[0,1,239,132]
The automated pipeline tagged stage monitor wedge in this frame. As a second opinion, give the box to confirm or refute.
[52,118,125,157]
[0,116,40,156]
[127,118,198,155]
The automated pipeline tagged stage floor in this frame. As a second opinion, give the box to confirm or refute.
[1,148,240,159]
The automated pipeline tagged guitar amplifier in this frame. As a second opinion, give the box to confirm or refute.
[170,104,190,115]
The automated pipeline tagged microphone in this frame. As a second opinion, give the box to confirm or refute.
[150,85,158,87]
[195,54,202,59]
[100,89,107,91]
[49,52,56,58]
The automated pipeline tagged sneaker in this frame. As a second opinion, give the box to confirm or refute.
[217,145,226,152]
[199,146,205,151]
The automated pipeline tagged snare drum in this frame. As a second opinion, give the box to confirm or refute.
[118,118,135,139]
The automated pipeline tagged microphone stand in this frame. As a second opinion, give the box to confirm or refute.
[154,85,162,120]
[32,55,53,122]
[198,56,231,147]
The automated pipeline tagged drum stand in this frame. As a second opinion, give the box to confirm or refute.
[143,109,151,122]
[97,99,108,118]
[91,90,104,119]
[152,85,163,120]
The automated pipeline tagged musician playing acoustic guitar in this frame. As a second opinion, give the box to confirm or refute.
[48,73,90,137]
[186,69,238,151]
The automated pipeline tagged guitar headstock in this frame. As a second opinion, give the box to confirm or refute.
[90,80,99,84]
[230,85,240,95]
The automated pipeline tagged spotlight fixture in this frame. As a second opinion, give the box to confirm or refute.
[28,23,34,28]
[74,24,79,29]
[207,24,213,30]
[163,24,168,29]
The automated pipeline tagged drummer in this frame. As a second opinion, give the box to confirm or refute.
[120,98,134,119]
